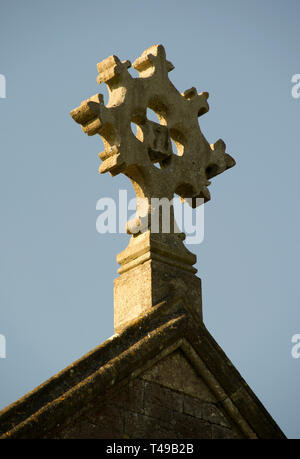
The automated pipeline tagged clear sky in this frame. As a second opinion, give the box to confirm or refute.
[0,0,299,438]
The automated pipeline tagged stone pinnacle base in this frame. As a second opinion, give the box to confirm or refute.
[114,231,202,333]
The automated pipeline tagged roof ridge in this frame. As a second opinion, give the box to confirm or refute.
[0,298,188,437]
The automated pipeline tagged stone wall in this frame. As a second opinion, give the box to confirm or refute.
[50,351,244,439]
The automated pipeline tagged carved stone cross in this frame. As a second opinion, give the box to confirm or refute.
[71,45,235,332]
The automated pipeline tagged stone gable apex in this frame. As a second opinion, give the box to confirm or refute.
[0,298,285,439]
[50,349,243,439]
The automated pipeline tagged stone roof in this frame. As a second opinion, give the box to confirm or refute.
[0,297,285,439]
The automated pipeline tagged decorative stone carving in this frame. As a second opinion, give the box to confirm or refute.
[70,45,235,331]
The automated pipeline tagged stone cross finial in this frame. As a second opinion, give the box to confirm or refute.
[71,45,235,332]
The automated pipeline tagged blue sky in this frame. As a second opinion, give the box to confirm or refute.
[0,0,299,438]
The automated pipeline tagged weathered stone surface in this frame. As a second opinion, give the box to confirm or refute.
[212,424,240,439]
[141,349,216,403]
[114,251,202,333]
[0,299,286,439]
[50,374,242,439]
[71,44,235,230]
[183,394,203,419]
[124,411,174,439]
[70,44,235,333]
[108,378,144,414]
[59,403,124,439]
[43,351,260,439]
[202,403,230,428]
